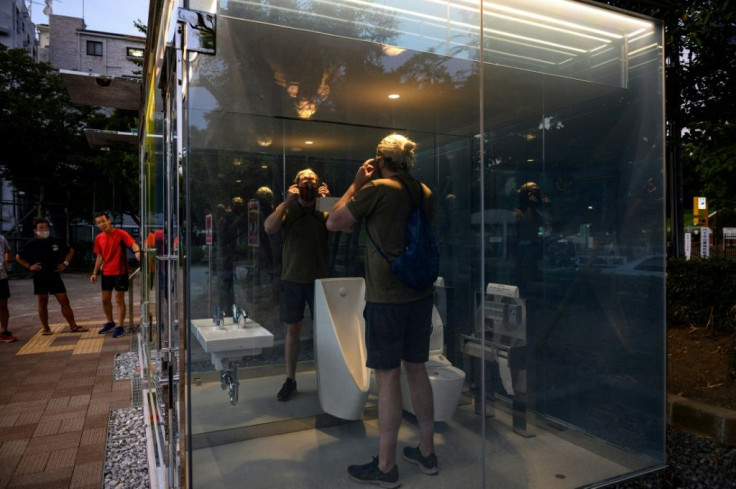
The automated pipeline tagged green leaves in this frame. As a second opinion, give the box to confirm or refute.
[0,45,139,236]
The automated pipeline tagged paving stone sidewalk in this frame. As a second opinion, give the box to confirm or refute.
[0,273,136,489]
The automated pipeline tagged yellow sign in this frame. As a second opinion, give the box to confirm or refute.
[693,197,708,226]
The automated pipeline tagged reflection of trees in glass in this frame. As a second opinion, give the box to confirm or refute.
[482,85,664,258]
[189,0,399,127]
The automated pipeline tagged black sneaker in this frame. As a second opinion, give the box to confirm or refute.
[277,378,297,401]
[347,457,400,488]
[402,445,438,475]
[0,330,13,338]
[99,322,115,334]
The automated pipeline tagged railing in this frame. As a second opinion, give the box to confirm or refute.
[710,242,736,260]
[128,267,141,331]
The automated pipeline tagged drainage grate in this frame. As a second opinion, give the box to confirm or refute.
[132,376,143,407]
[129,332,140,352]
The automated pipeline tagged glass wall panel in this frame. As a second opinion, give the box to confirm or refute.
[482,2,665,486]
[185,2,485,488]
[139,0,664,487]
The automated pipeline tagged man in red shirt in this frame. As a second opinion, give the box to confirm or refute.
[90,212,141,338]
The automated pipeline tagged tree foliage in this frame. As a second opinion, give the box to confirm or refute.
[606,1,736,212]
[0,45,139,239]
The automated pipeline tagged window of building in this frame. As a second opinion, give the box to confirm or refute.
[127,47,144,59]
[86,41,103,56]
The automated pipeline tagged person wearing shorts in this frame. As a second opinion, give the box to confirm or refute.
[0,234,14,342]
[264,168,330,401]
[90,212,141,338]
[328,134,438,487]
[15,219,87,335]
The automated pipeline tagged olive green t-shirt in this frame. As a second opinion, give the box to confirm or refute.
[280,202,329,283]
[347,174,434,304]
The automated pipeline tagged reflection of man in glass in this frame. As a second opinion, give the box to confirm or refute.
[264,169,330,401]
[215,198,245,310]
[255,186,277,283]
[513,182,549,292]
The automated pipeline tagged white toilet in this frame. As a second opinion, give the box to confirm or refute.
[315,277,464,422]
[400,306,466,422]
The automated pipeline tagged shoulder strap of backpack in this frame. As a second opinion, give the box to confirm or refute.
[365,225,391,265]
[366,175,425,265]
[392,175,423,211]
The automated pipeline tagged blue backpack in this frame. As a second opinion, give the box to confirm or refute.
[367,177,439,290]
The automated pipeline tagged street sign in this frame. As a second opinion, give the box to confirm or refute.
[205,214,213,245]
[693,196,708,227]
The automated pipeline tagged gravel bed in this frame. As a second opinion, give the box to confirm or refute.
[114,352,140,380]
[613,426,736,488]
[103,406,149,489]
[105,353,149,489]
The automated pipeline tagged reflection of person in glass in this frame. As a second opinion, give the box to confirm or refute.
[513,181,549,292]
[255,186,277,283]
[327,134,438,487]
[215,198,245,310]
[264,169,330,401]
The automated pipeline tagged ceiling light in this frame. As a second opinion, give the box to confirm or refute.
[382,44,405,56]
[305,140,314,145]
[388,94,400,99]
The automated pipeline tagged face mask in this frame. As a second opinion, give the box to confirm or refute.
[37,231,50,239]
[299,184,316,202]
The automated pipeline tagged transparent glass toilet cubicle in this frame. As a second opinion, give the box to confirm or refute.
[140,1,666,487]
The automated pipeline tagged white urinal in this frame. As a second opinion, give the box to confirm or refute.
[314,278,371,420]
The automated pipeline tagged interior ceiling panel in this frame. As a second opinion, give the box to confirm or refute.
[60,70,142,111]
[187,18,623,160]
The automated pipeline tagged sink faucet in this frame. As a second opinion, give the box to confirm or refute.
[213,306,225,327]
[238,307,248,327]
[232,305,249,327]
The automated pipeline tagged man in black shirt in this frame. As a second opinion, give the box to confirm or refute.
[15,219,88,335]
[264,169,330,401]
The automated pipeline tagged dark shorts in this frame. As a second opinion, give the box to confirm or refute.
[279,280,315,324]
[33,273,67,295]
[101,274,129,292]
[364,294,433,370]
[0,279,9,300]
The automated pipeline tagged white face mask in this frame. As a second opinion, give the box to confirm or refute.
[36,231,50,239]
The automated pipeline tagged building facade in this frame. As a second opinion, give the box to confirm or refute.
[37,14,144,77]
[0,0,34,57]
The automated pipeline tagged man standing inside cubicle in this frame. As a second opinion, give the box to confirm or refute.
[327,134,438,488]
[264,169,330,402]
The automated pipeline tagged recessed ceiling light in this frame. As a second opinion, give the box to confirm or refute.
[381,45,405,56]
[305,140,314,145]
[388,94,400,99]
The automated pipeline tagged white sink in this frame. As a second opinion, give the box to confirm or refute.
[191,317,274,370]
